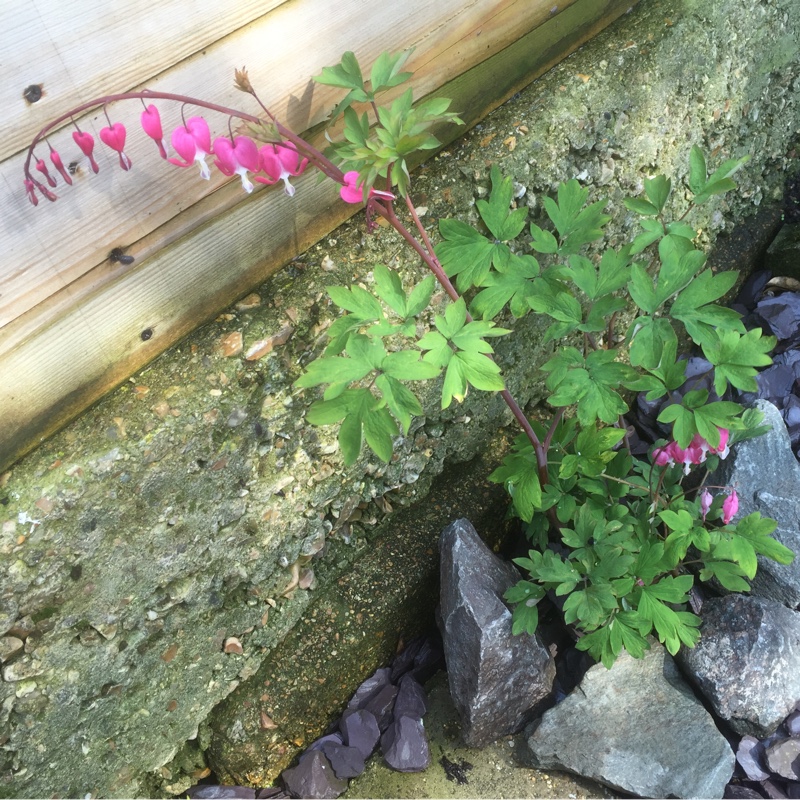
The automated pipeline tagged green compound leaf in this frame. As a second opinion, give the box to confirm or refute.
[636,583,701,655]
[670,269,744,347]
[563,582,618,630]
[369,49,414,94]
[307,387,396,466]
[375,374,422,435]
[509,597,541,636]
[699,560,752,592]
[644,174,672,212]
[628,315,678,371]
[701,328,776,395]
[476,165,529,241]
[434,219,497,292]
[542,179,611,255]
[630,218,665,255]
[489,440,542,522]
[470,250,540,320]
[327,284,385,318]
[727,512,795,566]
[576,612,651,669]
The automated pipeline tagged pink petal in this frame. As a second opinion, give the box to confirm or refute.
[72,130,100,173]
[50,148,73,185]
[186,117,212,154]
[99,123,127,153]
[722,490,739,524]
[141,105,167,159]
[169,126,197,165]
[340,170,364,204]
[35,158,57,187]
[24,179,39,206]
[212,137,236,176]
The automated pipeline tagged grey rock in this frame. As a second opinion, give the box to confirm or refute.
[787,709,800,736]
[766,738,800,780]
[714,400,800,606]
[438,519,555,747]
[280,750,348,799]
[308,733,344,752]
[524,643,734,799]
[380,715,430,773]
[339,709,380,760]
[679,594,800,737]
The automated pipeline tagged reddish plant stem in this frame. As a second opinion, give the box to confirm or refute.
[377,196,550,484]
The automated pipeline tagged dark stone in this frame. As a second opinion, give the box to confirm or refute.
[524,643,734,798]
[407,635,444,684]
[389,637,424,683]
[381,715,431,773]
[347,667,392,711]
[766,739,800,780]
[678,595,800,737]
[280,750,348,799]
[394,674,427,719]
[339,709,380,760]
[438,518,555,747]
[363,683,398,731]
[321,742,366,779]
[725,786,768,799]
[787,710,800,736]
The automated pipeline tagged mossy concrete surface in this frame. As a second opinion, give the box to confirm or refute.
[1,0,799,796]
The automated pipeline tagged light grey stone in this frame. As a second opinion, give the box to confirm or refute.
[679,594,800,737]
[524,643,734,799]
[714,400,800,607]
[438,519,555,747]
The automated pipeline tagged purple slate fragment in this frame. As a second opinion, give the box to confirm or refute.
[340,708,381,760]
[364,683,398,731]
[738,736,771,781]
[737,270,772,310]
[756,294,800,341]
[788,783,800,800]
[257,789,289,799]
[724,786,768,799]
[381,715,431,773]
[765,738,800,780]
[390,637,424,683]
[308,732,344,751]
[281,750,348,799]
[762,778,789,799]
[754,365,796,405]
[187,787,256,799]
[408,635,444,684]
[321,742,366,779]
[394,674,427,720]
[786,710,800,736]
[347,667,391,711]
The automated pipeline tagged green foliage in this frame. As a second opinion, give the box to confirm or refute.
[314,50,462,197]
[298,50,793,670]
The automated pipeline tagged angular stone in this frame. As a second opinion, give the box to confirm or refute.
[438,518,555,747]
[280,750,348,799]
[393,674,427,720]
[678,595,800,737]
[766,738,800,780]
[714,400,800,606]
[321,742,365,779]
[347,667,392,712]
[363,683,398,732]
[380,715,430,773]
[524,643,734,799]
[736,735,770,781]
[339,709,380,760]
[188,786,256,799]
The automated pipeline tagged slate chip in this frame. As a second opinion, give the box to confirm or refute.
[281,750,348,799]
[321,742,366,779]
[381,715,431,773]
[393,673,427,719]
[339,708,381,760]
[188,787,256,799]
[765,738,800,780]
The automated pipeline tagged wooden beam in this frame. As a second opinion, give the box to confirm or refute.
[0,0,637,472]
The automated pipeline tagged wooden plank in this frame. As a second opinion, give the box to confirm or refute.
[1,0,566,331]
[0,0,637,472]
[1,0,290,161]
